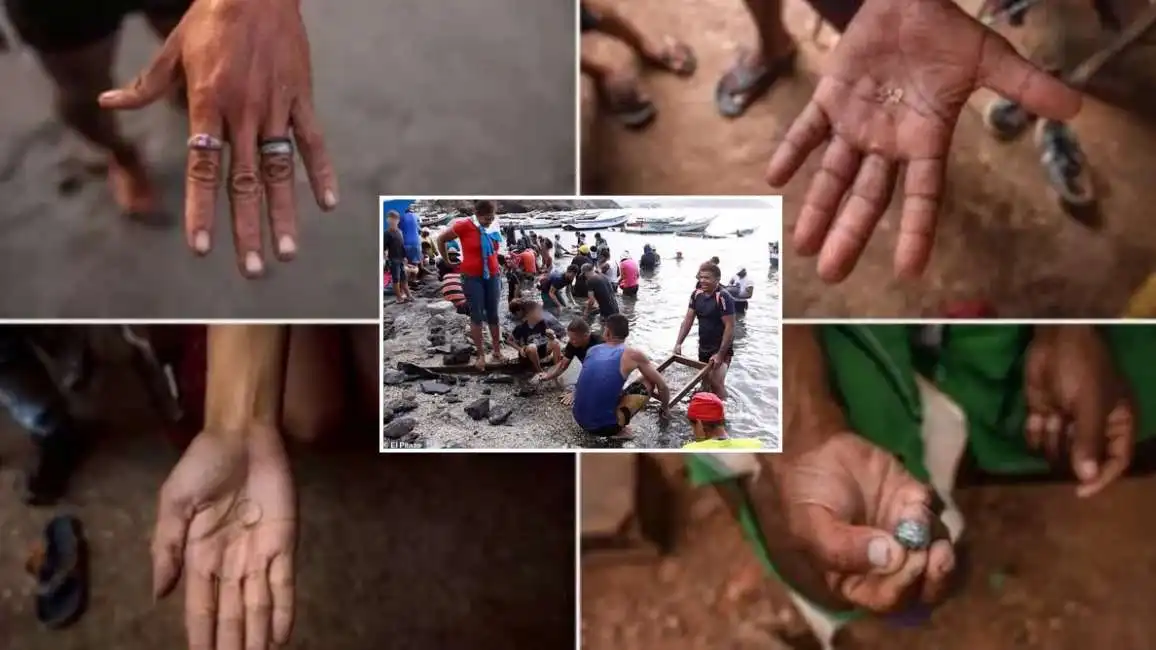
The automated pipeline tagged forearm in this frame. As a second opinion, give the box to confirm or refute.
[774,325,847,469]
[204,325,289,435]
[719,322,734,356]
[545,358,571,380]
[675,315,694,346]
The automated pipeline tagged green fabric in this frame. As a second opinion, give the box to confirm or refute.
[685,454,861,623]
[821,325,1156,476]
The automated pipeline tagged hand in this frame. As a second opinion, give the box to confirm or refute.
[152,427,297,650]
[673,344,683,357]
[545,330,556,340]
[560,392,576,407]
[772,433,954,613]
[99,0,338,279]
[766,0,1081,282]
[532,372,549,384]
[1024,327,1134,497]
[708,353,723,368]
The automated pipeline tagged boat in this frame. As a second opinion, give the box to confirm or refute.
[502,217,557,229]
[624,215,714,234]
[562,213,629,231]
[419,213,451,228]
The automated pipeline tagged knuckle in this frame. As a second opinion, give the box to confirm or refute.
[229,170,261,196]
[188,152,220,185]
[260,155,294,182]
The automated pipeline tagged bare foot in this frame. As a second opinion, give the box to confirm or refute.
[474,356,487,372]
[560,392,575,407]
[610,425,634,440]
[107,153,158,216]
[645,37,697,76]
[491,352,505,364]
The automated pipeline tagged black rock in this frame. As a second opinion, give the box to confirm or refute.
[384,396,418,415]
[464,397,491,420]
[396,363,438,379]
[383,410,394,424]
[481,388,492,396]
[514,386,537,398]
[419,381,453,395]
[482,375,515,385]
[382,417,416,439]
[443,348,472,365]
[428,335,447,347]
[488,406,513,425]
[428,345,452,355]
[383,370,408,385]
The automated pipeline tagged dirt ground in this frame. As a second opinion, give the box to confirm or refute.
[581,0,1156,316]
[0,0,574,318]
[0,329,575,650]
[580,454,1156,650]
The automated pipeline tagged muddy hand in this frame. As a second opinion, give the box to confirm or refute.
[99,0,338,278]
[1024,326,1134,498]
[777,433,954,612]
[766,0,1080,282]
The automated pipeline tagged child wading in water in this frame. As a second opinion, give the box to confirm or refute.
[384,210,412,304]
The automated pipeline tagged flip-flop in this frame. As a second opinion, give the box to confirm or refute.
[30,515,89,629]
[604,80,658,129]
[656,38,697,77]
[1034,119,1095,209]
[715,49,796,119]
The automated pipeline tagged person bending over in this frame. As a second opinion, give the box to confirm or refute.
[508,301,566,374]
[539,266,577,314]
[583,263,620,320]
[572,314,670,440]
[532,317,606,404]
[675,263,735,398]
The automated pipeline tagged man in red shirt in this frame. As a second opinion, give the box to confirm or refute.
[436,201,505,370]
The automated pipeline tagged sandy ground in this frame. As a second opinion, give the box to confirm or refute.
[0,331,576,650]
[0,0,575,318]
[580,454,1156,650]
[581,0,1156,317]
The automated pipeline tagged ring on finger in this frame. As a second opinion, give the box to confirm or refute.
[259,137,294,157]
[188,133,224,151]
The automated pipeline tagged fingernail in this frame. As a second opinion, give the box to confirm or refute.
[868,536,892,568]
[244,252,264,276]
[278,235,297,257]
[98,90,119,103]
[1077,459,1098,481]
[323,189,338,209]
[193,230,211,254]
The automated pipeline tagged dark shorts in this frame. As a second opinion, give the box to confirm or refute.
[698,347,734,365]
[5,0,193,53]
[621,285,639,297]
[388,260,406,286]
[734,300,748,314]
[462,274,501,326]
[523,342,552,359]
[579,3,600,32]
[583,407,633,437]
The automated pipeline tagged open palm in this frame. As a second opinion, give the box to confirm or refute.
[766,0,1082,282]
[153,428,297,650]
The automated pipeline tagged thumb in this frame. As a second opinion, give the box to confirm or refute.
[151,485,194,600]
[1068,385,1107,485]
[798,504,907,575]
[977,31,1082,122]
[99,30,184,110]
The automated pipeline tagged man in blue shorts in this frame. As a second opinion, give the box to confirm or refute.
[674,262,735,399]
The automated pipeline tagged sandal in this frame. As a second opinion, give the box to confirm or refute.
[715,48,796,119]
[1034,120,1095,209]
[29,515,89,629]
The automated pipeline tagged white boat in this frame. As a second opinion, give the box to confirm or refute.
[503,217,556,228]
[562,212,629,231]
[629,215,715,234]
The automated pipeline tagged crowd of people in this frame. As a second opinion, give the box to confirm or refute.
[383,200,763,445]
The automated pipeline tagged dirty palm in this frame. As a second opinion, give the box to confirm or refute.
[101,0,338,278]
[767,0,1081,282]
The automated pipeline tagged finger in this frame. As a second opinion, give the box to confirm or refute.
[1076,401,1135,498]
[99,29,183,110]
[841,547,928,613]
[151,486,193,599]
[1024,346,1053,450]
[881,481,934,532]
[269,553,295,644]
[766,101,831,187]
[260,100,299,261]
[895,158,944,279]
[244,569,272,650]
[217,577,244,650]
[1068,380,1108,486]
[978,32,1081,122]
[795,503,906,575]
[793,136,861,256]
[290,97,338,210]
[227,115,266,278]
[818,154,897,282]
[184,94,225,257]
[921,537,955,604]
[186,572,218,650]
[1044,414,1065,461]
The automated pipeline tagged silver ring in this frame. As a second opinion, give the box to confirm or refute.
[187,133,223,151]
[259,138,294,157]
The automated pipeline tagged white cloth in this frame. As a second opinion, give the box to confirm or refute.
[728,275,752,302]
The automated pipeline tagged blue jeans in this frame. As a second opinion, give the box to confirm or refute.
[462,275,501,325]
[404,244,422,264]
[387,259,407,292]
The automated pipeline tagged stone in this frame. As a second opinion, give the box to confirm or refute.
[383,370,408,385]
[444,395,461,403]
[443,347,472,365]
[482,375,515,385]
[488,406,513,425]
[428,334,447,347]
[396,363,438,379]
[419,381,453,395]
[464,397,491,420]
[481,388,492,396]
[894,519,930,550]
[427,345,452,355]
[383,396,418,415]
[382,418,416,440]
[514,386,537,398]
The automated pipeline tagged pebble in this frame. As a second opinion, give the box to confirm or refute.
[488,406,513,425]
[465,398,491,420]
[419,381,453,395]
[382,418,417,440]
[383,370,408,385]
[383,396,418,415]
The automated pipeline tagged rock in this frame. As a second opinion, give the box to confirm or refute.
[383,370,408,385]
[427,345,452,355]
[465,398,491,420]
[488,406,513,425]
[383,396,418,415]
[444,395,461,403]
[443,346,473,365]
[514,386,537,398]
[383,410,394,424]
[382,418,416,440]
[427,301,456,314]
[396,363,438,379]
[419,381,453,395]
[428,334,447,347]
[482,375,515,385]
[481,388,492,396]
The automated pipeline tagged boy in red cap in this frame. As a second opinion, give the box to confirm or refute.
[687,392,728,441]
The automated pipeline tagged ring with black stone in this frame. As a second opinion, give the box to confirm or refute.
[893,518,930,550]
[259,137,294,157]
